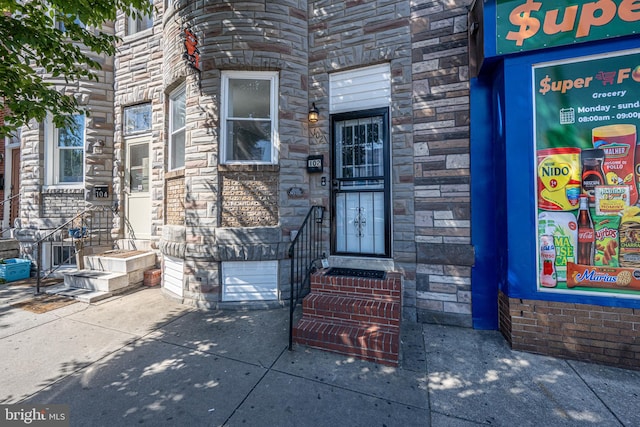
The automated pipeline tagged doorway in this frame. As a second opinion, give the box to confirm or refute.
[124,137,151,239]
[331,108,390,257]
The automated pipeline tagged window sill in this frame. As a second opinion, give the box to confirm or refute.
[42,186,84,194]
[122,27,154,43]
[165,169,185,180]
[218,164,280,173]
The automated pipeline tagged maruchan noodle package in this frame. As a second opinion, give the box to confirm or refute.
[594,185,629,216]
[593,215,620,267]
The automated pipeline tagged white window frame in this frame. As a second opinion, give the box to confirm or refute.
[220,71,279,165]
[126,4,153,36]
[168,84,186,171]
[45,114,85,187]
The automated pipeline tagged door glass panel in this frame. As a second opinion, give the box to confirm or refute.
[335,192,385,254]
[336,116,384,182]
[129,144,149,193]
[332,111,388,256]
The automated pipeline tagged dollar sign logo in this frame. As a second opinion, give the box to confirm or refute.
[539,75,551,95]
[505,0,542,47]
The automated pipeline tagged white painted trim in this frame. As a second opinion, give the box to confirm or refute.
[220,71,279,164]
[44,114,86,187]
[168,84,186,171]
[329,64,391,114]
[222,260,278,301]
[163,255,184,298]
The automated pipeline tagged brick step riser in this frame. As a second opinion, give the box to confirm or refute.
[293,321,399,366]
[310,272,402,300]
[294,337,398,367]
[302,299,400,328]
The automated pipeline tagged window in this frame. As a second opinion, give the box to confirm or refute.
[221,71,278,164]
[124,103,152,136]
[54,15,84,33]
[126,4,153,36]
[46,115,85,185]
[168,85,186,170]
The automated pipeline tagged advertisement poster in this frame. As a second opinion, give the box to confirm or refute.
[534,49,640,298]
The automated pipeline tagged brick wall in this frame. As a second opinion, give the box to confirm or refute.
[165,171,184,226]
[411,1,474,327]
[499,292,640,370]
[220,168,279,228]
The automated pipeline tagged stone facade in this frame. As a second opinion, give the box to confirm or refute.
[308,0,416,319]
[17,23,116,239]
[411,1,473,327]
[13,1,476,326]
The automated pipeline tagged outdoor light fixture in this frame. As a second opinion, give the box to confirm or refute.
[315,205,325,223]
[308,102,319,123]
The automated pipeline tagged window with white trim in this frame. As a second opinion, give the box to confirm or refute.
[126,3,153,36]
[46,114,85,185]
[221,71,278,164]
[168,85,186,170]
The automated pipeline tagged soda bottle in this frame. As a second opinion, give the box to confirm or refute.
[577,195,594,265]
[540,230,557,288]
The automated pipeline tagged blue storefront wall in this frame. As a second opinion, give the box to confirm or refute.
[471,1,640,329]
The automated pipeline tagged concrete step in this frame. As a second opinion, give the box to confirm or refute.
[45,284,113,303]
[63,270,129,292]
[310,270,402,301]
[293,318,400,366]
[84,250,156,274]
[302,293,401,329]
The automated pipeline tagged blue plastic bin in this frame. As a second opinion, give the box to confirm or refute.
[0,258,32,282]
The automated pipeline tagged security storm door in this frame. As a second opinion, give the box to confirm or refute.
[125,137,151,239]
[331,108,390,257]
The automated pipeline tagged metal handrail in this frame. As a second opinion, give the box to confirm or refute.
[288,205,325,350]
[0,192,21,236]
[33,206,114,293]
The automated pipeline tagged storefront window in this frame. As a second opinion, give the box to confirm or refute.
[534,49,640,298]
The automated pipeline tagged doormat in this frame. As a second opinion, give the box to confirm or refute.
[325,267,386,280]
[11,294,77,314]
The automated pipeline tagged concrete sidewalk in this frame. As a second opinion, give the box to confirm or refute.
[1,285,639,426]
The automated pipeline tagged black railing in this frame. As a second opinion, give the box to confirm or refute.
[288,205,325,350]
[0,192,21,237]
[33,206,114,294]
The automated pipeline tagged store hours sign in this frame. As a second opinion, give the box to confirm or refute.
[534,49,640,299]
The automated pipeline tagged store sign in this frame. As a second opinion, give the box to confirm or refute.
[497,0,640,54]
[534,49,640,298]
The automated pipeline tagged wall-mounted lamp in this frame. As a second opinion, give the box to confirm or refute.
[308,102,319,123]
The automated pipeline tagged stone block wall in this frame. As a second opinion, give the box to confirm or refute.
[113,1,166,242]
[308,0,416,319]
[411,1,474,327]
[499,292,640,370]
[18,22,116,234]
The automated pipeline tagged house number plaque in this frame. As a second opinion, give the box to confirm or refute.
[306,155,323,173]
[94,185,110,199]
